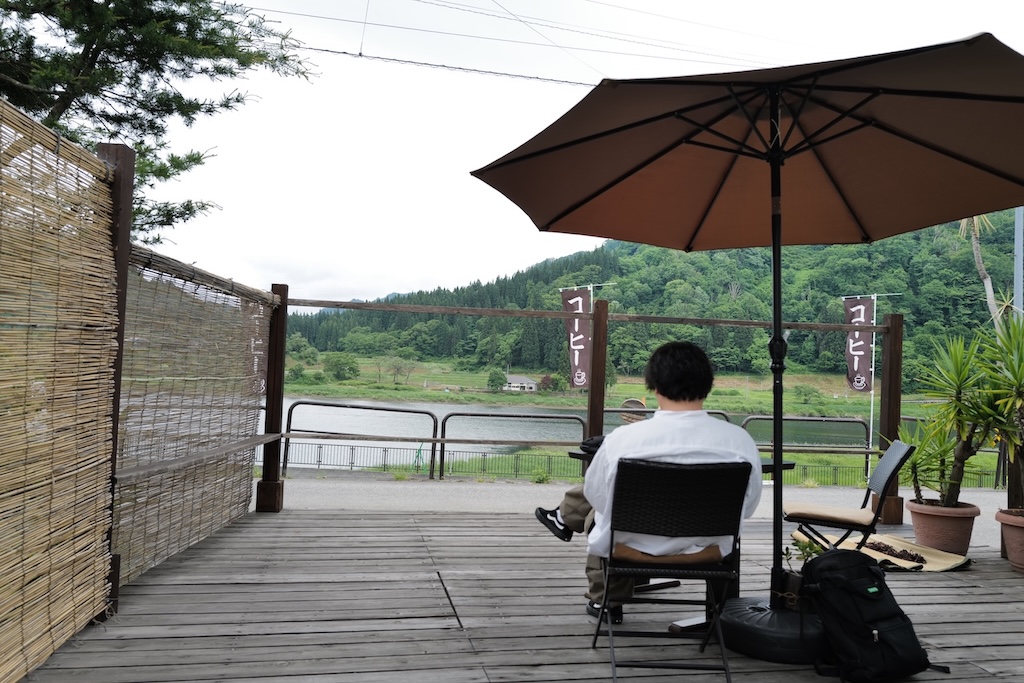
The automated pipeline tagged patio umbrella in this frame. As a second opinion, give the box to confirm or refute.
[472,31,1024,629]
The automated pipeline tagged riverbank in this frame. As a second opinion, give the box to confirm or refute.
[284,366,935,420]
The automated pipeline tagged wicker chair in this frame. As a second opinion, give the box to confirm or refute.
[591,459,753,683]
[783,439,916,551]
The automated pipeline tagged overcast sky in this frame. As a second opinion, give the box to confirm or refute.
[150,0,1024,304]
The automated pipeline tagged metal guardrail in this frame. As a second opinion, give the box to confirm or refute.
[283,400,585,479]
[281,443,1002,489]
[278,404,1002,489]
[438,411,585,479]
[283,400,439,477]
[740,415,872,475]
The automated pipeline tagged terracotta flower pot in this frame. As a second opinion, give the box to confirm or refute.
[995,509,1024,573]
[906,499,980,556]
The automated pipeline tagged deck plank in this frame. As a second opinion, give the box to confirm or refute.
[20,512,1024,682]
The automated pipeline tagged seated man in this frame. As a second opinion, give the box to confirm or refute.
[536,341,762,623]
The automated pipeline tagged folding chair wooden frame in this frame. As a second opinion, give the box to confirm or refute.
[783,439,916,551]
[590,459,752,683]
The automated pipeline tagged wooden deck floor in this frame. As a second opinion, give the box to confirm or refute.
[24,511,1024,682]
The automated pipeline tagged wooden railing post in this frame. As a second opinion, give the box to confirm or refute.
[586,300,609,440]
[256,283,288,512]
[876,313,904,524]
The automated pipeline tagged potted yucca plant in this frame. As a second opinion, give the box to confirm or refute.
[901,334,1010,555]
[984,315,1024,571]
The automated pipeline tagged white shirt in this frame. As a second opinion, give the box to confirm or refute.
[583,410,762,559]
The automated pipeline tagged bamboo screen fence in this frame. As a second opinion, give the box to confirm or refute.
[0,102,118,682]
[114,246,273,583]
[1,95,278,683]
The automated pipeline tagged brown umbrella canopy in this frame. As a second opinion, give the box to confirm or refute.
[472,32,1024,252]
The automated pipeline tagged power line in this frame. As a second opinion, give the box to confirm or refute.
[247,2,783,77]
[489,0,608,80]
[410,0,778,69]
[301,46,595,86]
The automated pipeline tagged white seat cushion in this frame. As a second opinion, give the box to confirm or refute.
[783,501,874,526]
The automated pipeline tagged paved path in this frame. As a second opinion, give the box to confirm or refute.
[259,469,1010,549]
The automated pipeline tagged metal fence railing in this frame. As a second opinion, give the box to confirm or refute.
[282,443,1002,488]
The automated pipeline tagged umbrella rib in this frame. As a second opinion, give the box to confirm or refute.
[726,85,771,154]
[474,87,753,175]
[675,137,765,159]
[799,84,1024,105]
[545,90,768,229]
[777,78,880,155]
[683,150,739,254]
[472,110,683,174]
[542,135,688,230]
[780,88,879,157]
[669,86,772,159]
[777,77,816,152]
[805,92,1024,188]
[774,88,875,243]
[684,123,761,252]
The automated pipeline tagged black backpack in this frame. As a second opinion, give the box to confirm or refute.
[800,549,943,682]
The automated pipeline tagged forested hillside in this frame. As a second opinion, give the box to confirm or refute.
[288,210,1018,389]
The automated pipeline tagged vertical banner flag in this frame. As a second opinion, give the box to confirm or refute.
[561,288,592,389]
[843,297,874,392]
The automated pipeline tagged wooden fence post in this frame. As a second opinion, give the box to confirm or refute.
[96,143,135,616]
[586,300,609,440]
[876,313,904,524]
[256,283,288,512]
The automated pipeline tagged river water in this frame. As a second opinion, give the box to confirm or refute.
[273,397,880,476]
[280,397,592,452]
[277,397,873,451]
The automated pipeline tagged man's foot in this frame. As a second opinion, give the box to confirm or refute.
[535,507,573,542]
[586,600,623,624]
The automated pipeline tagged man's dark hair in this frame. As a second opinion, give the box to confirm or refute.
[643,341,714,401]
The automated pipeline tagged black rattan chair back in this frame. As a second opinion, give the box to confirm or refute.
[611,460,752,539]
[868,440,915,497]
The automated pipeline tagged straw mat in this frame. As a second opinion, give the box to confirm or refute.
[792,531,971,572]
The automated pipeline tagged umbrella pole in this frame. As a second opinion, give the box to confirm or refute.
[720,91,829,664]
[768,88,788,610]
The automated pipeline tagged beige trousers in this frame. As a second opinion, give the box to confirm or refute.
[558,484,634,606]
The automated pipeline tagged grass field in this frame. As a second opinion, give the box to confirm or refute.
[286,355,937,422]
